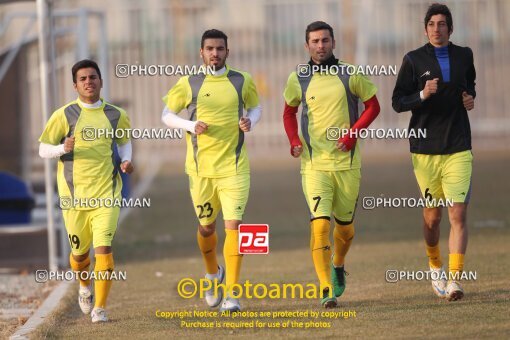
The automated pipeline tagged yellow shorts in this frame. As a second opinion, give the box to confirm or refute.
[62,207,120,255]
[412,150,473,206]
[188,173,250,225]
[301,168,360,224]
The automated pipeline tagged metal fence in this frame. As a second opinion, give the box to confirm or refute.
[3,0,509,172]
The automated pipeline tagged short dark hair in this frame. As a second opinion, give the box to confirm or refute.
[424,3,453,33]
[201,29,228,49]
[305,21,334,43]
[72,59,101,83]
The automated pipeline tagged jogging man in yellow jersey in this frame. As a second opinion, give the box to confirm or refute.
[283,21,380,308]
[392,3,476,301]
[39,60,133,322]
[161,29,261,312]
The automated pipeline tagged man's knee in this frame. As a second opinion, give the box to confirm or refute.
[224,220,242,230]
[72,251,90,262]
[423,208,442,229]
[449,204,467,228]
[94,246,112,255]
[198,222,216,236]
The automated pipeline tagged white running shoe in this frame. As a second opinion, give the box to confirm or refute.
[446,281,464,301]
[91,307,108,323]
[219,296,241,312]
[78,285,93,314]
[429,266,447,298]
[204,265,225,307]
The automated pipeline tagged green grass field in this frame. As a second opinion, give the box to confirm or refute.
[33,150,510,339]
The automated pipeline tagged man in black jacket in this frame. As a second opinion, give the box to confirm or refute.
[392,3,475,301]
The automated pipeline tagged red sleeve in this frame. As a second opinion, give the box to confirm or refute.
[339,95,380,151]
[283,103,302,152]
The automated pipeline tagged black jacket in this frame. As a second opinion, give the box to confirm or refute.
[392,42,476,154]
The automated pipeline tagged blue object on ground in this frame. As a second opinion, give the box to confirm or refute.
[0,172,35,225]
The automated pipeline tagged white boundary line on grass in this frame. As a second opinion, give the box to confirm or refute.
[10,280,72,340]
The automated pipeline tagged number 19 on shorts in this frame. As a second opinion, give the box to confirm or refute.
[239,224,269,254]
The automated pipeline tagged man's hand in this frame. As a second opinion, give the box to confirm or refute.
[120,160,134,174]
[64,136,75,153]
[336,141,349,152]
[462,91,474,111]
[194,121,208,134]
[239,117,251,132]
[337,133,357,152]
[422,78,439,99]
[291,144,303,158]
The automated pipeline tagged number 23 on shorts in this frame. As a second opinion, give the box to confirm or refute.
[196,202,214,219]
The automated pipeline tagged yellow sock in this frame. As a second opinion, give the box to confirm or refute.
[310,219,332,290]
[332,223,354,267]
[94,253,114,308]
[69,253,91,287]
[425,244,443,269]
[449,253,464,281]
[223,229,242,294]
[197,230,219,274]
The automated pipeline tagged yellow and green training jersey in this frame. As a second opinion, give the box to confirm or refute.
[283,62,377,171]
[163,65,259,178]
[39,99,130,210]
